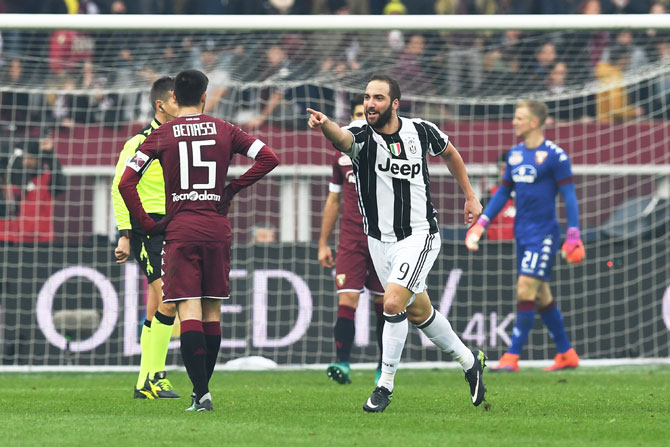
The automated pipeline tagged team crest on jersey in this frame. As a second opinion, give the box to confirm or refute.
[346,170,355,184]
[338,154,352,166]
[389,142,402,156]
[406,138,418,155]
[336,273,346,287]
[535,151,548,165]
[508,151,523,166]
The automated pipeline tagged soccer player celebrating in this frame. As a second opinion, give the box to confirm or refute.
[308,74,487,413]
[465,99,584,372]
[111,76,180,399]
[318,94,385,385]
[119,69,279,411]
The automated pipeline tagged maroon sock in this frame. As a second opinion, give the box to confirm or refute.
[203,321,222,381]
[180,319,208,400]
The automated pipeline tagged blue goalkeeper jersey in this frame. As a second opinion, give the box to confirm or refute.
[502,139,574,242]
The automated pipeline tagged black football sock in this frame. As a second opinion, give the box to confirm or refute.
[203,321,222,381]
[180,319,209,400]
[374,301,385,369]
[334,305,355,364]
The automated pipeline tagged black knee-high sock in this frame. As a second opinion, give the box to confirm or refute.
[180,319,208,400]
[334,305,355,363]
[374,301,385,369]
[203,321,222,381]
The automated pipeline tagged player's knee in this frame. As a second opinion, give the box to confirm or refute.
[158,301,177,317]
[383,298,406,315]
[337,292,360,308]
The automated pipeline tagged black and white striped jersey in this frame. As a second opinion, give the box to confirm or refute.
[342,117,449,242]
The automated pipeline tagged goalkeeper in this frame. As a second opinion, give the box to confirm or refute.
[111,76,180,398]
[465,99,584,372]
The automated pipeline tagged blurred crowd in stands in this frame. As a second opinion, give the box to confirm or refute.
[0,0,665,15]
[0,0,669,135]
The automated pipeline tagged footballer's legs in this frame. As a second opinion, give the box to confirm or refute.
[408,292,486,406]
[202,298,222,381]
[364,283,416,412]
[147,280,180,398]
[493,275,540,372]
[536,282,579,371]
[373,294,384,383]
[376,283,412,392]
[134,279,160,398]
[177,299,210,407]
[134,318,154,398]
[327,291,359,384]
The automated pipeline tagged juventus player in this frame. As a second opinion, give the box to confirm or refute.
[120,70,279,412]
[308,74,487,413]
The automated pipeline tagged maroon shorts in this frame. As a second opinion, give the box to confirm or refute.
[161,241,231,302]
[335,240,384,295]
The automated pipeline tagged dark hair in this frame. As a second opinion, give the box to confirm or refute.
[367,73,401,102]
[149,76,174,112]
[174,70,209,107]
[350,93,364,115]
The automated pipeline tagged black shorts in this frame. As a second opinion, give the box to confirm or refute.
[129,213,164,283]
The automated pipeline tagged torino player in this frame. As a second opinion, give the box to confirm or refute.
[466,100,584,373]
[318,94,385,385]
[119,70,279,412]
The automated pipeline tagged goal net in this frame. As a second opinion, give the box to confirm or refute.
[1,14,668,368]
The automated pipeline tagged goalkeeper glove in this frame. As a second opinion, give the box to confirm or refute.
[465,217,488,251]
[561,227,585,264]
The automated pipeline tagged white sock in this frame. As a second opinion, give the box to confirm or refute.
[377,312,409,392]
[418,307,474,371]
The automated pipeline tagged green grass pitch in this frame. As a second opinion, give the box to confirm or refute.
[1,366,668,446]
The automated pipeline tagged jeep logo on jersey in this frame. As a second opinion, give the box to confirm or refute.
[378,157,422,179]
[511,165,537,183]
[389,142,402,156]
[171,191,221,202]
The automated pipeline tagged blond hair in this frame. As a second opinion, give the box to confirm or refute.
[517,100,548,127]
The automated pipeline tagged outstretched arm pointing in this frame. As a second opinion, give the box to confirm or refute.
[307,108,354,153]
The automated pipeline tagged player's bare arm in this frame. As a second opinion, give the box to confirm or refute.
[440,142,482,225]
[318,191,341,268]
[307,108,353,152]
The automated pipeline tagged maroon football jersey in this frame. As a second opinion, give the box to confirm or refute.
[330,153,366,246]
[126,113,262,242]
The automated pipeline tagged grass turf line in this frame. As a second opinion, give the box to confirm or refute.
[0,366,668,446]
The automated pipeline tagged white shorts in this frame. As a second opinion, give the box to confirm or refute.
[367,232,441,295]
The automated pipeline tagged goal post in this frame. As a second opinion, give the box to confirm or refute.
[0,14,668,369]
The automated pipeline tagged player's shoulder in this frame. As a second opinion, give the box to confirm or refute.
[543,139,570,161]
[344,119,368,131]
[406,116,440,130]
